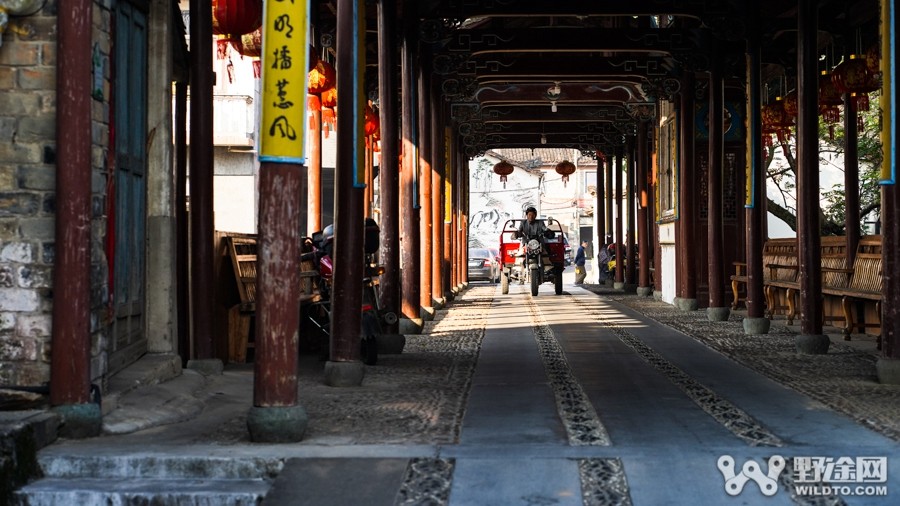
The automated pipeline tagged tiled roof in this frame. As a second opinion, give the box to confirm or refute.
[488,148,597,169]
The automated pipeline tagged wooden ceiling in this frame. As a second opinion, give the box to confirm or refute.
[316,0,881,157]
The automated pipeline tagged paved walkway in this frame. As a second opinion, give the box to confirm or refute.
[13,282,900,505]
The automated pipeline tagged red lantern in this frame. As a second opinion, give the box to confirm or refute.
[364,105,380,137]
[321,87,337,108]
[818,71,842,139]
[493,161,514,188]
[308,60,336,95]
[761,99,792,145]
[212,0,263,39]
[555,160,576,187]
[832,54,879,111]
[232,27,262,58]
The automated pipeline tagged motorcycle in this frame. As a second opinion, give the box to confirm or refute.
[498,218,566,296]
[301,219,387,365]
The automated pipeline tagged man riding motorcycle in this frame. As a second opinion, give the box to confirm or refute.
[513,207,554,242]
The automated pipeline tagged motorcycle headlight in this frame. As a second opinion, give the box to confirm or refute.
[527,239,541,252]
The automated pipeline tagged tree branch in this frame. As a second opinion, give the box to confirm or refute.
[767,198,797,231]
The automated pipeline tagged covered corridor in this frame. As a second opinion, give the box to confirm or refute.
[12,283,900,504]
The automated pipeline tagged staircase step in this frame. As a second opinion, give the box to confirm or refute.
[37,454,283,480]
[15,477,270,506]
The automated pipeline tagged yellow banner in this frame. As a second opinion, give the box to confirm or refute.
[260,1,309,164]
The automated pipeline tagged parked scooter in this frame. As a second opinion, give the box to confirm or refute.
[301,219,386,365]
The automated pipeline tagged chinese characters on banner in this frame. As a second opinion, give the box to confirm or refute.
[260,0,310,164]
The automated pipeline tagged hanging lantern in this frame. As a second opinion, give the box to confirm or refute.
[321,86,337,108]
[761,98,792,145]
[555,160,576,187]
[232,27,262,58]
[832,54,879,111]
[782,90,799,118]
[308,59,336,95]
[493,160,514,188]
[212,0,263,40]
[818,71,842,139]
[865,43,881,76]
[364,104,380,137]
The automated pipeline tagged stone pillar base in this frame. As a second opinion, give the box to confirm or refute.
[377,333,406,355]
[795,334,830,354]
[53,403,101,438]
[421,306,435,321]
[674,297,698,311]
[247,405,308,443]
[399,317,423,335]
[652,290,663,301]
[451,286,460,296]
[636,286,653,297]
[743,317,771,335]
[613,281,626,290]
[707,307,730,322]
[876,358,900,385]
[186,358,224,376]
[444,291,455,303]
[432,298,446,310]
[324,360,365,387]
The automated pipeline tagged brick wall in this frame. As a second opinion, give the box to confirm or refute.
[0,2,112,387]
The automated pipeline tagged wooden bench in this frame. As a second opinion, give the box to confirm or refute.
[822,235,883,343]
[224,235,320,363]
[730,238,797,312]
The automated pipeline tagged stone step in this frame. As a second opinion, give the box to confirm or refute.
[14,477,270,506]
[36,454,283,480]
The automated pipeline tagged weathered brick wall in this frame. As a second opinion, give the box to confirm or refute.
[0,1,112,387]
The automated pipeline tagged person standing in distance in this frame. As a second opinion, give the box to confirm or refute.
[574,239,588,284]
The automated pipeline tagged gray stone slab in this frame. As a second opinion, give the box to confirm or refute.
[449,458,582,506]
[264,458,409,506]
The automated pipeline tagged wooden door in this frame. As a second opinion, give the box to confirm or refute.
[109,1,149,374]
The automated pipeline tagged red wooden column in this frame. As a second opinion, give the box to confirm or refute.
[50,0,100,438]
[307,95,323,233]
[676,71,698,311]
[876,0,900,382]
[742,28,771,334]
[707,49,730,321]
[442,127,454,300]
[605,152,614,249]
[795,0,829,353]
[637,122,652,296]
[596,154,606,283]
[842,41,861,266]
[376,0,400,336]
[188,0,216,361]
[626,136,637,287]
[399,28,422,333]
[614,149,625,287]
[247,1,312,442]
[417,58,434,319]
[430,86,444,308]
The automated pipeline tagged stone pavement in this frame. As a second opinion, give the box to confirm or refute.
[7,282,900,505]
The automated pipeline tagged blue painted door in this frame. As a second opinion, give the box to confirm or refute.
[110,1,148,373]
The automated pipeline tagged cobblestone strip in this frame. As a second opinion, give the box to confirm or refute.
[394,458,455,506]
[579,458,634,506]
[526,291,611,446]
[575,298,783,448]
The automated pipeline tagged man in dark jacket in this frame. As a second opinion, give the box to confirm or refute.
[574,240,587,284]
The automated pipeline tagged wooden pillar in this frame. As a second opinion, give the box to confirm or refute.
[308,95,323,233]
[377,0,400,335]
[707,49,728,316]
[175,82,190,364]
[596,154,606,246]
[637,123,651,292]
[188,0,215,358]
[744,31,768,325]
[677,71,698,308]
[796,0,827,351]
[615,149,624,285]
[443,127,454,299]
[843,42,861,264]
[626,136,637,285]
[400,29,421,326]
[430,87,444,307]
[417,57,434,315]
[50,0,99,437]
[606,152,614,239]
[329,0,366,372]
